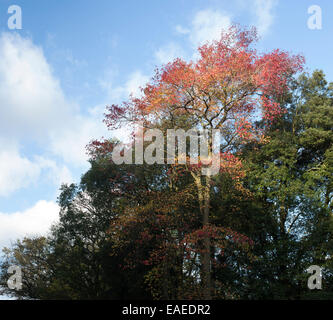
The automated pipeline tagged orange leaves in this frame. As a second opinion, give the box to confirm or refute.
[235,117,255,140]
[102,24,304,145]
[257,49,305,95]
[219,152,244,179]
[160,58,195,89]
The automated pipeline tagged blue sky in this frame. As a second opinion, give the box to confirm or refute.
[0,0,332,251]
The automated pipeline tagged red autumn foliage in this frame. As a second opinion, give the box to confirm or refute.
[103,25,304,136]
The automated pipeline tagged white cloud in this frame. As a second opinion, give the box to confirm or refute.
[0,200,59,249]
[155,42,186,64]
[155,9,232,65]
[0,144,41,197]
[175,25,190,35]
[48,111,109,168]
[171,9,232,61]
[0,33,74,140]
[172,3,278,60]
[0,141,74,197]
[35,156,73,186]
[253,0,278,36]
[125,71,149,97]
[101,70,149,101]
[179,9,232,47]
[0,32,110,172]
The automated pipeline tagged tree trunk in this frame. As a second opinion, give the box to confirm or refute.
[202,177,211,299]
[192,132,213,299]
[193,174,211,300]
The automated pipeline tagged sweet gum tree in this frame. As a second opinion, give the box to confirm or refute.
[97,25,304,299]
